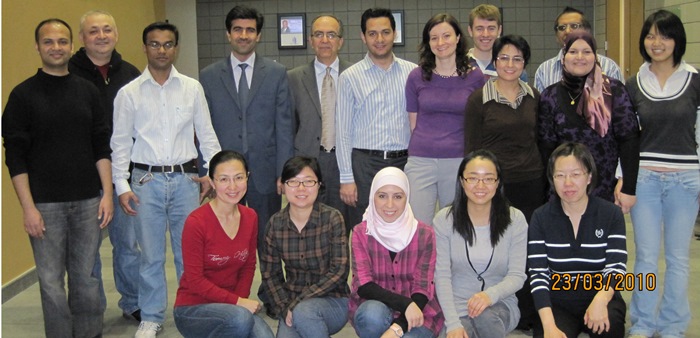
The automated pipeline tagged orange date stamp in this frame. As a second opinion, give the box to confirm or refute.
[551,273,656,291]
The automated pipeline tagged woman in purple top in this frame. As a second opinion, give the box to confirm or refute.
[349,167,444,338]
[405,13,486,225]
[538,31,639,210]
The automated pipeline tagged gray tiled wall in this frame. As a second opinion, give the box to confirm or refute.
[196,0,595,82]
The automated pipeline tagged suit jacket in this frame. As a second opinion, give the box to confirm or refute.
[199,55,293,194]
[288,59,353,157]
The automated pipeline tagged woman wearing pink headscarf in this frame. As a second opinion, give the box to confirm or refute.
[348,167,444,338]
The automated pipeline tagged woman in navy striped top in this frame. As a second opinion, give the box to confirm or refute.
[528,143,627,338]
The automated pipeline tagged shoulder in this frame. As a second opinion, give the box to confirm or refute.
[416,221,436,238]
[395,58,418,72]
[121,60,142,77]
[260,56,287,73]
[432,207,454,234]
[288,63,309,78]
[407,67,424,81]
[508,207,528,231]
[200,58,228,76]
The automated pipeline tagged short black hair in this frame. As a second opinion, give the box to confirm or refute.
[225,5,264,33]
[492,35,531,67]
[35,18,72,43]
[281,156,323,184]
[142,21,179,45]
[639,9,686,67]
[547,142,598,195]
[208,150,248,179]
[554,6,585,32]
[361,8,395,34]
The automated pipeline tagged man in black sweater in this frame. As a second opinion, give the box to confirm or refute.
[2,18,113,337]
[68,10,142,323]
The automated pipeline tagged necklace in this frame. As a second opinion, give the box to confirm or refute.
[568,91,582,105]
[433,68,457,78]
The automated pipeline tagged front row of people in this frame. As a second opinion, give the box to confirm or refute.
[175,143,627,338]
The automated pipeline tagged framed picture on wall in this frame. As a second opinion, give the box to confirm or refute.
[392,10,404,46]
[278,13,306,49]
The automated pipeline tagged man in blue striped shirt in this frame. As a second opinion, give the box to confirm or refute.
[336,8,417,229]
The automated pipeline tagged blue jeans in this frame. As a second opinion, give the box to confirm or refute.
[629,168,700,338]
[354,300,435,338]
[276,297,349,338]
[441,302,510,338]
[32,196,103,338]
[131,168,199,323]
[174,304,274,338]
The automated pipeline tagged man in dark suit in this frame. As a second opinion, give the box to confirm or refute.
[288,15,358,232]
[199,5,293,249]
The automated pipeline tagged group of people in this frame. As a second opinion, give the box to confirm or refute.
[2,3,698,338]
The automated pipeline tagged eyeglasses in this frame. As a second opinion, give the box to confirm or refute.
[496,55,525,64]
[555,23,584,32]
[284,180,319,188]
[147,41,176,50]
[312,32,340,40]
[214,174,248,185]
[552,171,588,181]
[461,177,499,185]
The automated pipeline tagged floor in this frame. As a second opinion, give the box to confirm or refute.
[2,216,699,338]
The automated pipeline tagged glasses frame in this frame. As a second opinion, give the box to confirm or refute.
[146,41,176,50]
[284,179,319,188]
[461,176,499,186]
[213,173,249,185]
[555,22,584,32]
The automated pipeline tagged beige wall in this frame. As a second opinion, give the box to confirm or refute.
[1,0,166,285]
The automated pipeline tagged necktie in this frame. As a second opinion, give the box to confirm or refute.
[238,63,249,111]
[320,67,336,150]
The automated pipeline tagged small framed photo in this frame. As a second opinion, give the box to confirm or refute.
[278,13,306,49]
[392,10,404,46]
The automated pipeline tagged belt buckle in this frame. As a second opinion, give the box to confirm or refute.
[383,150,388,160]
[164,165,176,173]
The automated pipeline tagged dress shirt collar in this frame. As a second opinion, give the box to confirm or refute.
[314,57,339,77]
[482,77,534,107]
[139,65,181,87]
[230,52,256,70]
[359,52,397,72]
[638,60,697,97]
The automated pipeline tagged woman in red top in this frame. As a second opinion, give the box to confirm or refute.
[173,150,274,338]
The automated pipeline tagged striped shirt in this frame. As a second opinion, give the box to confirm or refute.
[527,197,627,310]
[482,77,534,109]
[336,53,417,183]
[533,49,623,92]
[259,202,350,317]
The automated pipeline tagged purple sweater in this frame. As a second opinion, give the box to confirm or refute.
[406,67,486,158]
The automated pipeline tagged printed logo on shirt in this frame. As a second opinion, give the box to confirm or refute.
[234,249,249,262]
[208,254,230,265]
[595,229,604,238]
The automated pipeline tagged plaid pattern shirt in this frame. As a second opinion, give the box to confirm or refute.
[260,202,350,317]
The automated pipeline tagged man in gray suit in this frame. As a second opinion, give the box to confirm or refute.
[288,15,358,232]
[199,5,293,249]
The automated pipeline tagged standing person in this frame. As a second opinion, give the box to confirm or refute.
[111,22,222,337]
[465,35,544,221]
[288,14,356,232]
[528,143,627,338]
[404,13,485,225]
[336,7,417,230]
[538,31,640,209]
[626,10,700,338]
[260,157,350,338]
[466,4,526,81]
[349,167,444,338]
[199,5,294,248]
[2,18,113,337]
[173,151,274,338]
[69,9,142,322]
[433,150,527,338]
[534,6,623,92]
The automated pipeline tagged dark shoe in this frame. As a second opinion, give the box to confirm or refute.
[123,309,141,322]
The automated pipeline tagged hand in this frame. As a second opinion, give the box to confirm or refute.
[236,297,262,314]
[277,177,283,195]
[405,302,424,330]
[340,183,358,207]
[119,192,139,216]
[285,310,293,327]
[467,291,492,318]
[97,193,114,229]
[613,180,636,214]
[23,206,46,239]
[446,327,469,338]
[584,293,611,335]
[543,325,568,338]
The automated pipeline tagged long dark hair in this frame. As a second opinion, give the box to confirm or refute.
[448,150,511,247]
[419,13,470,81]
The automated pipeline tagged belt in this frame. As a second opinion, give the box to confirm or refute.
[133,159,198,173]
[320,145,335,153]
[354,148,408,159]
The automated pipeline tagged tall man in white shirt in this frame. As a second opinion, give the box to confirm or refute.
[336,8,417,229]
[111,22,221,338]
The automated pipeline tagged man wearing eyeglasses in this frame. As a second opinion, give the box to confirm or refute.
[288,15,357,233]
[533,6,623,92]
[111,21,221,338]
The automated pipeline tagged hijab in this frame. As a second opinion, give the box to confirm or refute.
[363,167,418,252]
[561,31,612,137]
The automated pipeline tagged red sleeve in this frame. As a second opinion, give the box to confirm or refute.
[232,206,258,298]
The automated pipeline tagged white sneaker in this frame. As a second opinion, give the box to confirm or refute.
[134,321,162,338]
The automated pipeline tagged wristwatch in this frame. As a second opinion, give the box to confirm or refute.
[391,324,404,337]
